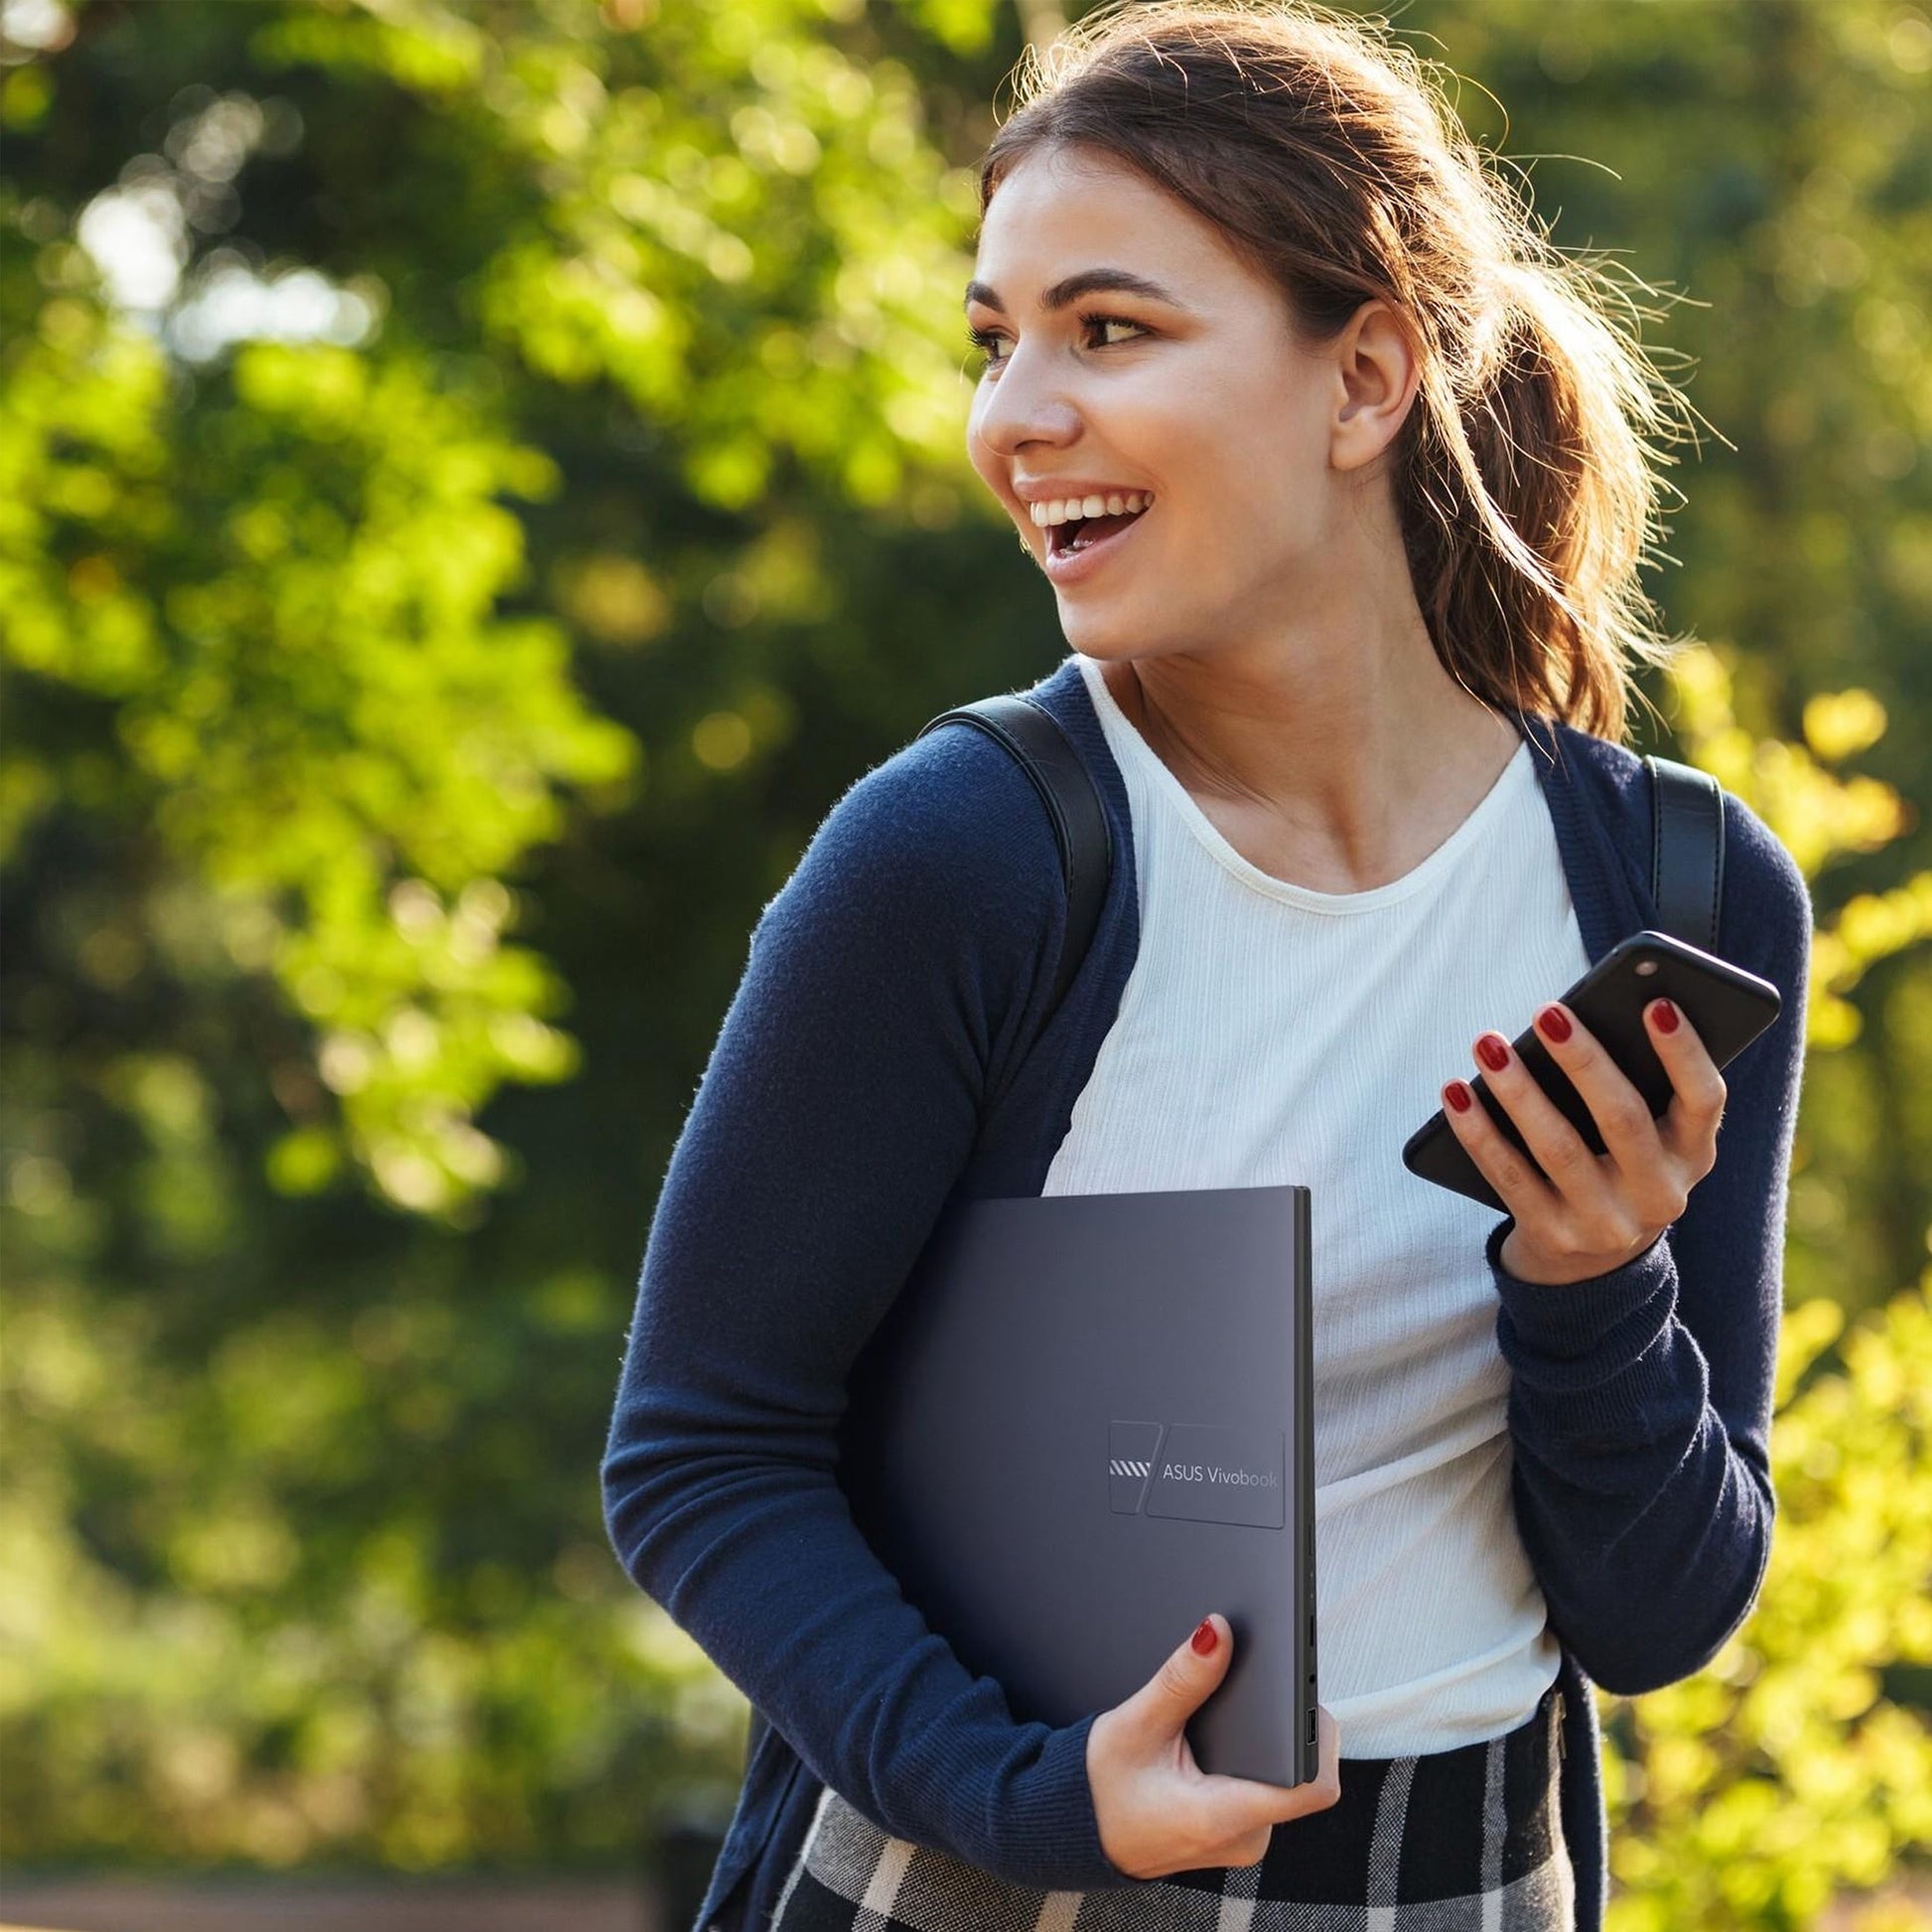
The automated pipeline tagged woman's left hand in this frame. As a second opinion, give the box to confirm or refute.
[1441,998,1726,1288]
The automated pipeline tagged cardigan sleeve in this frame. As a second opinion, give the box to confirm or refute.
[1487,788,1813,1697]
[601,720,1133,1890]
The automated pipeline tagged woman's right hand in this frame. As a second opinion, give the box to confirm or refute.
[1085,1612,1341,1879]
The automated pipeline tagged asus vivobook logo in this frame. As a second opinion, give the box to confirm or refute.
[1108,1420,1287,1531]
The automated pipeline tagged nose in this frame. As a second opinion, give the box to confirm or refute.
[969,340,1082,467]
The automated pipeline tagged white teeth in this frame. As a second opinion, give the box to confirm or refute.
[1028,491,1152,526]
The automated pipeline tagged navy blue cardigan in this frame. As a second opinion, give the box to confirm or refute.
[603,651,1811,1932]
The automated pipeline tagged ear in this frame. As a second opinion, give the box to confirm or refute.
[1328,299,1422,473]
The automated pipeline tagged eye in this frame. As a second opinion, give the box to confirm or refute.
[966,321,1012,368]
[965,311,1151,375]
[1083,314,1148,351]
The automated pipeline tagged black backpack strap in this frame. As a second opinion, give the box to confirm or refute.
[1645,753,1725,952]
[915,693,1113,1112]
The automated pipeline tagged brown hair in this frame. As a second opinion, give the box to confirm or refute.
[979,0,1700,744]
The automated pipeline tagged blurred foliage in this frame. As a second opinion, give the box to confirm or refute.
[0,0,1928,1919]
[1665,645,1932,1054]
[1601,1284,1932,1932]
[1597,655,1932,1930]
[1,301,622,1215]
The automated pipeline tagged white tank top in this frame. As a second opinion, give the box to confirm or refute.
[1044,651,1591,1753]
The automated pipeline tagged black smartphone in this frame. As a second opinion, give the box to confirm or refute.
[1402,929,1783,1212]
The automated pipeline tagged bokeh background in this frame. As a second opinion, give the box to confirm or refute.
[2,0,1929,1928]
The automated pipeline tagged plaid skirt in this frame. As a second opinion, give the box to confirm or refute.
[768,1685,1573,1932]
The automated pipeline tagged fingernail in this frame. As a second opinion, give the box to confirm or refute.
[1475,1034,1510,1073]
[1191,1617,1217,1655]
[1651,998,1680,1034]
[1536,1005,1572,1043]
[1444,1080,1473,1114]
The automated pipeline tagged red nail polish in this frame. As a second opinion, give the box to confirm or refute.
[1652,998,1680,1034]
[1445,1080,1473,1114]
[1475,1034,1510,1073]
[1191,1617,1218,1655]
[1536,1005,1572,1043]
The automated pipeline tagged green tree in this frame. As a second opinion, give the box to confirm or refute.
[2,0,1039,1869]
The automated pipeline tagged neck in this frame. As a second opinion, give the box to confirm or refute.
[1094,608,1524,892]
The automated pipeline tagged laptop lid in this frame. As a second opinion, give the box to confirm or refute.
[839,1181,1316,1789]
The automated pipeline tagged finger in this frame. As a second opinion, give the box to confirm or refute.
[1441,1075,1560,1225]
[1310,1705,1342,1812]
[1524,1003,1663,1183]
[1644,997,1725,1173]
[1122,1613,1233,1745]
[1470,1026,1608,1207]
[1193,1708,1344,1840]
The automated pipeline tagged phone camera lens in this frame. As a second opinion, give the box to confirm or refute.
[1635,960,1659,977]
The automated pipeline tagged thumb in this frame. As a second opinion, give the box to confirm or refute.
[1128,1613,1234,1740]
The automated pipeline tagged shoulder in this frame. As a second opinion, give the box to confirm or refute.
[753,706,1066,968]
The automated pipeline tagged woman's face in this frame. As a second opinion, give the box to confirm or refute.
[965,144,1402,659]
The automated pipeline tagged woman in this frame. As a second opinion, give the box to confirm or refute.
[602,5,1812,1929]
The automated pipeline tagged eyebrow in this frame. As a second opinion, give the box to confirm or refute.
[963,268,1191,315]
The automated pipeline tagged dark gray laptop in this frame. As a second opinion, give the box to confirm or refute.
[838,1182,1317,1789]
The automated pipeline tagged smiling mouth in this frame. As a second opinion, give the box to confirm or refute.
[1046,504,1150,555]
